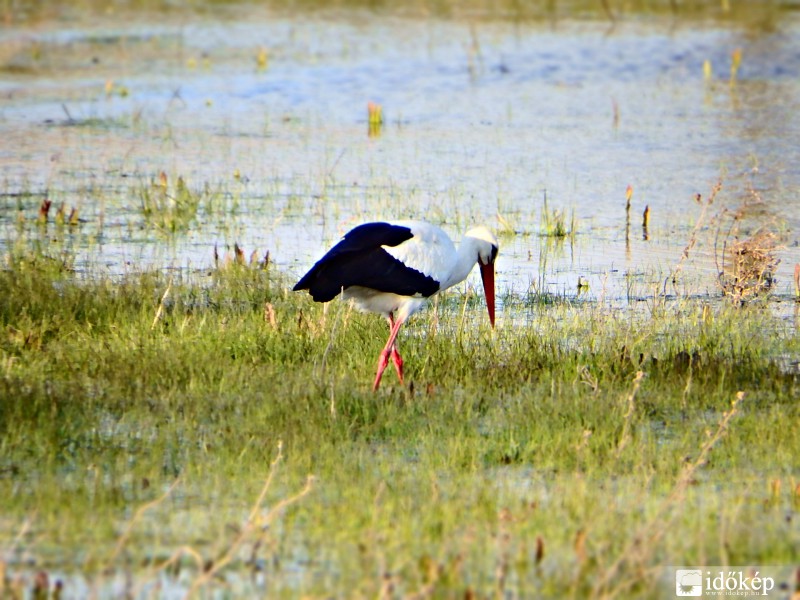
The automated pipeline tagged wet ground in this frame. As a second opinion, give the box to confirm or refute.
[2,2,800,309]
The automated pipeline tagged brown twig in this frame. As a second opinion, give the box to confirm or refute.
[107,477,182,567]
[186,443,314,597]
[616,371,644,456]
[151,278,173,330]
[595,391,744,598]
[668,182,721,296]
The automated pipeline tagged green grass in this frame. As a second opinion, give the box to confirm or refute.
[137,174,222,234]
[540,194,576,239]
[1,246,799,597]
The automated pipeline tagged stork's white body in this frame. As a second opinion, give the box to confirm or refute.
[293,220,498,390]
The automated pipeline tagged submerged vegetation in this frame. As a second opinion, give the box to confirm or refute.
[1,240,799,597]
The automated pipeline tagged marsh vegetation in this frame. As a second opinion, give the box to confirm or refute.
[1,235,799,597]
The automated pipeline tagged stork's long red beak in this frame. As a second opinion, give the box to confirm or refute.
[479,261,496,328]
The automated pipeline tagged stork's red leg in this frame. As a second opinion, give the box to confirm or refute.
[373,314,406,391]
[390,346,404,384]
[387,314,404,384]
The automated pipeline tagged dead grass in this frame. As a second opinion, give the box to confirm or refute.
[714,182,782,303]
[718,227,780,302]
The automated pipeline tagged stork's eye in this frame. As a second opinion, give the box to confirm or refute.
[481,245,498,265]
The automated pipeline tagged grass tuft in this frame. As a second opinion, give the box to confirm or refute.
[540,192,576,239]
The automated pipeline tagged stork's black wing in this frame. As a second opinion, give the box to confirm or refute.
[293,222,440,302]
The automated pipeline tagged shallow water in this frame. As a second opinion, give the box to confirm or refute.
[3,4,800,316]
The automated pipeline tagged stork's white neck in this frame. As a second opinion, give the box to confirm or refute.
[439,228,495,291]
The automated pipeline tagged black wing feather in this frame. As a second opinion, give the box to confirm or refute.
[294,222,440,302]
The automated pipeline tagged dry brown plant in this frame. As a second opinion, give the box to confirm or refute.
[717,226,780,303]
[715,183,781,303]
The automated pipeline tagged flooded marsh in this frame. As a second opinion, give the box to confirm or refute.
[2,1,800,597]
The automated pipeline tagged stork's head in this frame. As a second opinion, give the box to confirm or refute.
[465,226,499,328]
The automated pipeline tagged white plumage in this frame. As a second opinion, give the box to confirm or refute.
[294,220,498,390]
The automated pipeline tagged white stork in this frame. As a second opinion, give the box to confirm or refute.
[293,220,499,390]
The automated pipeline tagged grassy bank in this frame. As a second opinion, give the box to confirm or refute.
[1,247,799,598]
